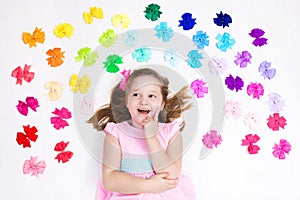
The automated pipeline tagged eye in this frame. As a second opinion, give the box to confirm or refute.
[132,93,140,97]
[149,94,157,98]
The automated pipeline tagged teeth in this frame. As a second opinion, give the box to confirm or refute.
[138,108,150,113]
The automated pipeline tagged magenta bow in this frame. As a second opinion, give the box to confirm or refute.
[247,82,264,99]
[119,69,131,91]
[241,134,260,154]
[50,107,72,130]
[190,79,209,98]
[16,96,39,116]
[23,156,46,177]
[202,130,222,149]
[272,139,291,159]
[11,64,35,85]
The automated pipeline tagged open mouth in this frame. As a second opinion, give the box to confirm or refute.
[137,108,150,114]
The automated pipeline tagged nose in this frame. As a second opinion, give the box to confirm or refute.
[139,96,149,105]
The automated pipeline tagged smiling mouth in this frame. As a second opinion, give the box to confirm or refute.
[137,108,150,114]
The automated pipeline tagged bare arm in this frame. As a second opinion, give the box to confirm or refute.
[145,130,183,179]
[102,133,178,194]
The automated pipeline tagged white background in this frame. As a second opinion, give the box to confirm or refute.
[1,0,300,199]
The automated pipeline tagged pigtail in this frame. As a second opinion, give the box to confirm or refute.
[164,85,193,131]
[87,104,115,131]
[87,83,131,131]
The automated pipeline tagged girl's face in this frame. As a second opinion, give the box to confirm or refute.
[126,75,165,129]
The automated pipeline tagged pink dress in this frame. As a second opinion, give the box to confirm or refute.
[95,121,196,200]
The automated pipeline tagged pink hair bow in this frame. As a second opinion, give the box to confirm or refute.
[11,64,35,85]
[120,69,131,90]
[50,107,72,130]
[54,141,73,163]
[246,82,264,99]
[202,130,222,149]
[241,134,260,154]
[16,96,39,116]
[267,113,287,131]
[272,139,291,159]
[23,156,46,177]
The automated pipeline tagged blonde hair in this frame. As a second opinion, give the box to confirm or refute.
[87,68,193,131]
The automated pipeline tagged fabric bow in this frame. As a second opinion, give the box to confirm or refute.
[83,6,103,24]
[202,130,222,149]
[246,82,264,99]
[23,156,46,177]
[272,139,291,159]
[16,125,38,148]
[241,134,260,154]
[44,81,63,101]
[54,141,73,163]
[120,69,131,91]
[267,113,287,131]
[16,96,39,116]
[11,64,35,85]
[190,79,208,98]
[69,74,91,93]
[50,107,72,130]
[22,27,45,48]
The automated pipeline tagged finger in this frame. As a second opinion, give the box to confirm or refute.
[149,105,160,121]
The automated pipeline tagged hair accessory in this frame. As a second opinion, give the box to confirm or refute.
[241,134,260,154]
[83,6,103,24]
[202,130,222,149]
[50,107,72,130]
[272,139,291,159]
[46,47,65,67]
[22,27,45,48]
[213,11,232,28]
[11,64,35,85]
[16,96,39,116]
[16,125,38,148]
[23,156,46,177]
[54,23,74,38]
[178,13,196,30]
[54,141,73,163]
[120,69,131,91]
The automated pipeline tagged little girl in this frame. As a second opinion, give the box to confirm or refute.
[88,68,196,199]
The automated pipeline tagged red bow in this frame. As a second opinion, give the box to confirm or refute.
[54,141,73,163]
[16,125,38,148]
[11,64,35,85]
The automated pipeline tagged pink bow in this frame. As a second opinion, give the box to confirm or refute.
[241,134,260,154]
[23,156,46,177]
[267,113,287,131]
[119,69,131,91]
[272,139,291,159]
[246,82,264,99]
[202,130,222,149]
[11,64,35,85]
[50,107,72,130]
[16,96,39,116]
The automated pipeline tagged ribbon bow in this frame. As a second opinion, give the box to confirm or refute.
[11,64,35,85]
[202,130,222,149]
[83,6,103,24]
[16,96,39,116]
[50,107,72,130]
[272,139,291,159]
[241,134,260,154]
[54,141,73,163]
[69,74,91,94]
[119,69,131,90]
[16,125,38,148]
[22,27,45,48]
[23,156,46,177]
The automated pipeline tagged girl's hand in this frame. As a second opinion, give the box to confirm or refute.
[143,106,160,138]
[147,172,179,193]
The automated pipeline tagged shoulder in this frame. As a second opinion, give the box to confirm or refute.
[103,121,127,139]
